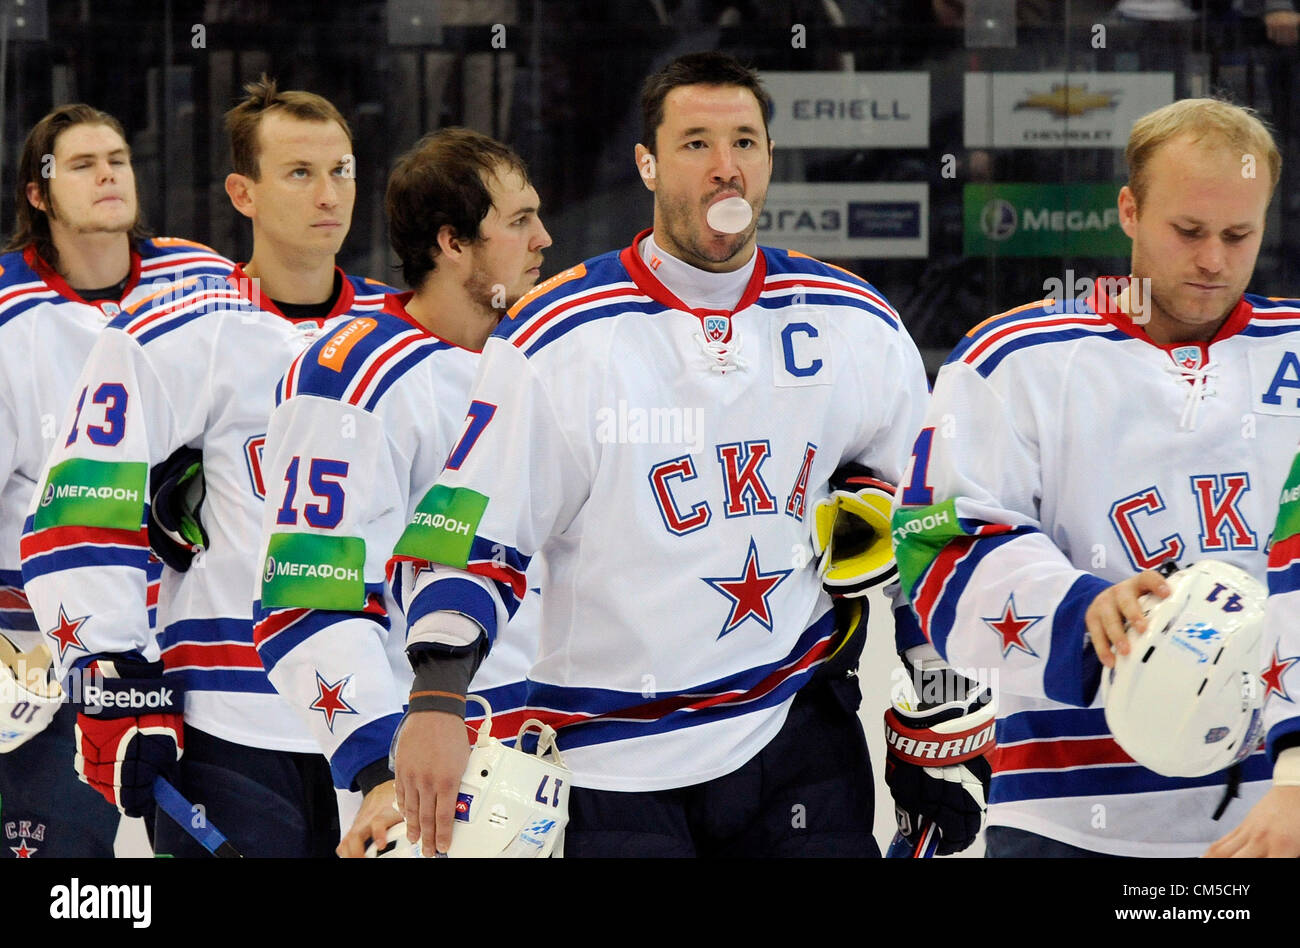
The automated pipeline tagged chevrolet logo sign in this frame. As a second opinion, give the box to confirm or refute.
[1014,83,1120,118]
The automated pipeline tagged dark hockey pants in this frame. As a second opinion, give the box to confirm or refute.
[151,725,340,858]
[562,683,881,858]
[0,702,119,857]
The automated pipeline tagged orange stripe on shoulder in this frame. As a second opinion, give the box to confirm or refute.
[965,299,1056,339]
[507,262,588,319]
[151,237,218,252]
[778,249,875,291]
[126,276,204,316]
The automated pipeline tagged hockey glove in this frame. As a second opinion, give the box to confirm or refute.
[809,597,868,714]
[73,656,184,817]
[810,463,897,597]
[148,446,208,572]
[883,653,995,855]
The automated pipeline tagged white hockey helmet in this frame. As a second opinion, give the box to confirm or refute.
[370,695,570,858]
[0,635,64,753]
[1102,560,1266,778]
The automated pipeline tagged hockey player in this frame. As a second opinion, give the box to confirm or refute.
[0,103,232,857]
[1205,456,1300,857]
[253,127,551,858]
[19,78,393,857]
[388,51,929,857]
[891,98,1300,857]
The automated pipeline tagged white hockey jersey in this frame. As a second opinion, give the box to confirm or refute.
[253,295,536,791]
[20,266,393,752]
[1262,451,1300,754]
[390,231,929,792]
[892,290,1300,857]
[0,239,233,647]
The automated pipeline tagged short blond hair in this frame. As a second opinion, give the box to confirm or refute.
[1126,98,1281,209]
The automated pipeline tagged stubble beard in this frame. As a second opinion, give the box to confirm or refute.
[659,194,755,268]
[1143,280,1236,343]
[47,191,138,237]
[465,264,511,324]
[1130,243,1241,342]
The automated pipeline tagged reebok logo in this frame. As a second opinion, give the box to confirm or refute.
[83,685,173,710]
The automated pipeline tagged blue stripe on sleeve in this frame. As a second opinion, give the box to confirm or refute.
[332,713,405,790]
[1043,573,1111,707]
[408,576,498,642]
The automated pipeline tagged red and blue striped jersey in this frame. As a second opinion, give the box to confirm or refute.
[892,289,1300,855]
[0,238,233,648]
[253,294,537,791]
[20,264,394,752]
[389,232,929,791]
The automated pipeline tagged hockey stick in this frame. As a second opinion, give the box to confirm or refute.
[885,818,940,858]
[152,776,242,858]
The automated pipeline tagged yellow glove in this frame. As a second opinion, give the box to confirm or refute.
[810,464,897,597]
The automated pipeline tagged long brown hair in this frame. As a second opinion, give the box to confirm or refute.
[4,103,150,270]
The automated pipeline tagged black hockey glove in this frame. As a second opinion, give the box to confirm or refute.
[884,655,995,856]
[148,446,208,571]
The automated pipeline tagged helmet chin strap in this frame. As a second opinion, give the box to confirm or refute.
[1211,764,1242,821]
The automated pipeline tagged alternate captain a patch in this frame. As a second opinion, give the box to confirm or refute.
[1251,347,1300,416]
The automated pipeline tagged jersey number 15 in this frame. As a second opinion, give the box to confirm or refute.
[275,457,350,529]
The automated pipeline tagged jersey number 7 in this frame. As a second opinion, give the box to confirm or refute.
[445,401,497,471]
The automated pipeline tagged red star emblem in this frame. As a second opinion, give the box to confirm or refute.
[9,841,36,858]
[982,595,1044,658]
[1261,647,1299,703]
[702,538,792,638]
[47,605,89,662]
[308,672,358,732]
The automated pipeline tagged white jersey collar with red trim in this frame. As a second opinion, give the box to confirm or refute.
[228,262,355,326]
[385,289,485,353]
[1088,280,1255,368]
[635,231,756,313]
[24,243,142,312]
[620,228,768,320]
